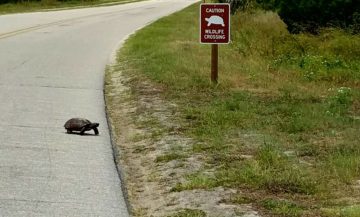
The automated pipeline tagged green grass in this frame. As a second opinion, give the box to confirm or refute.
[341,206,360,217]
[171,173,218,192]
[322,205,360,217]
[261,198,304,217]
[155,152,187,163]
[0,0,142,14]
[112,2,360,216]
[167,209,206,217]
[225,195,254,205]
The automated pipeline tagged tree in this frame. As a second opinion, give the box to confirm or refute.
[219,0,360,33]
[258,0,360,33]
[217,0,251,14]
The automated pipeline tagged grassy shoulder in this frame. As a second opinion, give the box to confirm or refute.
[0,0,142,15]
[109,2,360,217]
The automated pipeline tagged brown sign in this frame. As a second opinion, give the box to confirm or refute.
[200,3,230,44]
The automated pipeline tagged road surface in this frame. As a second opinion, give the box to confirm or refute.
[0,0,197,216]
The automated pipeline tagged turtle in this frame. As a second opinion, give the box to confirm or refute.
[205,16,225,27]
[64,118,99,135]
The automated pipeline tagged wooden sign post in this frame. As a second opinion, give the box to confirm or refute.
[200,1,230,84]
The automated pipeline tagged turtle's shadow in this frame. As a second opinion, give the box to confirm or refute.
[64,132,99,136]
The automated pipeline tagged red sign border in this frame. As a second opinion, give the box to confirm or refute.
[200,3,231,45]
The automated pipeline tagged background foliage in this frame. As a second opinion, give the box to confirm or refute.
[218,0,360,33]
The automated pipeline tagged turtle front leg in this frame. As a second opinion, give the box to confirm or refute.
[80,127,87,135]
[93,127,99,135]
[67,129,72,134]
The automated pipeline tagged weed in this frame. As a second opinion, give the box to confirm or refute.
[167,209,206,217]
[261,198,303,217]
[322,147,360,185]
[341,205,360,217]
[216,143,318,194]
[327,87,353,116]
[225,195,254,204]
[171,173,217,192]
[155,153,187,163]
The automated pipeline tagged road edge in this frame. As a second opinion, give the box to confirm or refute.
[103,32,134,215]
[103,24,152,215]
[103,5,194,215]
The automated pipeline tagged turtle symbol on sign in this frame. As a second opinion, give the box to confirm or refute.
[205,16,225,27]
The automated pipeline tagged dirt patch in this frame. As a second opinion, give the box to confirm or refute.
[105,65,261,217]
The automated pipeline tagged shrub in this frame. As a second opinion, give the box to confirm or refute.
[219,0,360,33]
[231,10,290,57]
[217,0,253,14]
[258,0,360,33]
[327,87,353,116]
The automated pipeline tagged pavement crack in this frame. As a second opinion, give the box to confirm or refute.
[0,198,95,206]
[39,85,102,90]
[0,83,102,90]
[8,59,30,73]
[0,124,59,129]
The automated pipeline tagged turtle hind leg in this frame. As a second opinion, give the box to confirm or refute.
[93,127,99,135]
[67,129,72,134]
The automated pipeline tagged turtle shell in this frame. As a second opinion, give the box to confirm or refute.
[207,16,225,25]
[64,118,91,131]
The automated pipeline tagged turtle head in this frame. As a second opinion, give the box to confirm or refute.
[89,123,99,128]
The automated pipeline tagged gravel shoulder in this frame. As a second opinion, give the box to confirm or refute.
[105,63,260,217]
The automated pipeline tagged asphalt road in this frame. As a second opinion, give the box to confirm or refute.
[0,0,197,216]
